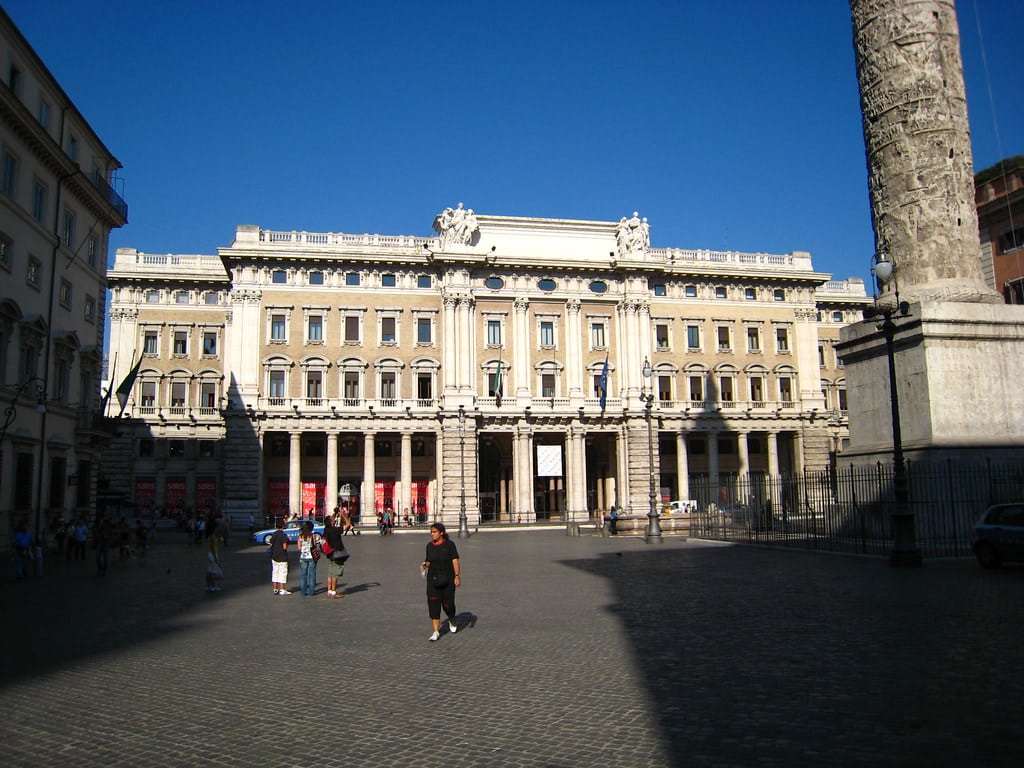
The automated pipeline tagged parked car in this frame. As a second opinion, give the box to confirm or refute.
[252,518,325,545]
[973,502,1024,569]
[662,501,694,515]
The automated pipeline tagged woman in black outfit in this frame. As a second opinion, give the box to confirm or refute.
[420,522,461,641]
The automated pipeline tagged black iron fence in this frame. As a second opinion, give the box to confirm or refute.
[687,460,1024,559]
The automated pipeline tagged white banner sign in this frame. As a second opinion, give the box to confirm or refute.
[536,445,563,478]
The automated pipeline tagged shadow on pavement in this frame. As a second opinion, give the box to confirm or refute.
[561,543,1024,767]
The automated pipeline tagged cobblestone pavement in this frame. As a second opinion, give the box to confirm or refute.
[2,529,1022,768]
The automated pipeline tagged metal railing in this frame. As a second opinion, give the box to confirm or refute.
[687,460,1024,559]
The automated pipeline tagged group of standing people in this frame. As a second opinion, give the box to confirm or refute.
[268,512,349,597]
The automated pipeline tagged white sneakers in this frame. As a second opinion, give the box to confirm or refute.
[429,631,440,642]
[449,619,458,633]
[274,589,291,596]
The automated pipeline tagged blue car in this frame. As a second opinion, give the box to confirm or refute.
[973,503,1024,569]
[252,518,324,546]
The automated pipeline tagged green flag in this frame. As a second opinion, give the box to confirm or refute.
[114,354,142,416]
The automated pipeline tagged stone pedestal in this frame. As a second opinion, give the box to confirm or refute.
[837,301,1024,464]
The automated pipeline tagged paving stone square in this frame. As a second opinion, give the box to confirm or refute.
[2,530,1022,767]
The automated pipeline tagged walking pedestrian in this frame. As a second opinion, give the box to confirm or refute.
[269,518,290,595]
[12,520,34,580]
[206,525,224,592]
[322,513,347,598]
[297,520,320,596]
[420,522,461,641]
[69,518,88,560]
[609,505,619,535]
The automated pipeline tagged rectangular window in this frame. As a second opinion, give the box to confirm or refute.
[87,237,97,268]
[746,327,760,352]
[60,280,74,309]
[38,99,51,130]
[269,371,285,400]
[381,317,396,343]
[818,345,826,366]
[307,315,323,342]
[175,291,189,304]
[146,290,160,303]
[84,295,96,322]
[1,231,14,269]
[715,286,727,299]
[140,381,156,408]
[309,271,323,285]
[717,326,731,352]
[832,311,843,323]
[686,325,700,350]
[200,382,217,408]
[203,332,217,355]
[774,289,786,302]
[487,320,502,346]
[655,323,669,350]
[651,282,666,296]
[344,316,360,344]
[745,287,756,300]
[62,209,75,247]
[27,255,41,289]
[306,371,323,400]
[2,150,16,197]
[720,376,734,402]
[380,372,397,401]
[168,440,185,458]
[346,272,360,286]
[657,375,672,402]
[272,270,287,284]
[417,274,432,288]
[382,273,396,287]
[689,376,704,402]
[416,318,432,344]
[838,388,847,410]
[32,180,47,223]
[343,371,360,401]
[776,328,790,352]
[144,331,158,355]
[204,292,219,305]
[684,285,697,298]
[779,378,793,403]
[539,321,554,348]
[417,372,433,402]
[749,376,764,403]
[541,373,556,398]
[67,134,78,163]
[270,314,287,341]
[590,322,606,349]
[170,382,186,408]
[173,331,188,356]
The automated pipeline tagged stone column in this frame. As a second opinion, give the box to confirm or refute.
[767,431,780,478]
[676,432,690,501]
[362,432,376,526]
[514,298,531,399]
[288,432,301,517]
[400,431,412,516]
[850,0,999,305]
[565,299,583,399]
[737,430,749,478]
[707,431,720,501]
[326,432,338,515]
[442,294,458,395]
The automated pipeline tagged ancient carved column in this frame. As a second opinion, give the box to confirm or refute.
[850,0,999,304]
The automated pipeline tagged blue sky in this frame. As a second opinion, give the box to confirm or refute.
[6,0,1023,286]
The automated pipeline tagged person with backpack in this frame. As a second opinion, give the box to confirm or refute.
[321,513,348,599]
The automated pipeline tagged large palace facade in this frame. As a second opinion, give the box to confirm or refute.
[104,207,870,528]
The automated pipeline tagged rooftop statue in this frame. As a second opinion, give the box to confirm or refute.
[616,211,650,256]
[434,202,479,249]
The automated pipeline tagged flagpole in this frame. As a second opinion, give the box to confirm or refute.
[100,352,117,418]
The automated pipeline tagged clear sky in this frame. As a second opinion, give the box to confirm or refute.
[5,0,1023,287]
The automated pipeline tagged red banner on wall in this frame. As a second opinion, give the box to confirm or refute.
[301,481,326,517]
[267,479,289,518]
[166,478,186,511]
[412,479,429,521]
[135,478,156,514]
[374,480,396,516]
[197,479,217,512]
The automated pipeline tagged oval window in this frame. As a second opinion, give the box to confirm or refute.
[485,276,504,290]
[589,280,608,294]
[537,278,556,292]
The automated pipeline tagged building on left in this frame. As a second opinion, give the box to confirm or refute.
[0,8,128,547]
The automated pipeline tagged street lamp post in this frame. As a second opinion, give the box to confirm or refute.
[641,358,662,543]
[869,252,921,567]
[457,405,469,539]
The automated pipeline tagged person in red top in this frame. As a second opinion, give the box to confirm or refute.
[420,522,461,641]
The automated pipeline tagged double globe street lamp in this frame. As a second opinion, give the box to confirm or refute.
[866,251,921,567]
[641,358,662,543]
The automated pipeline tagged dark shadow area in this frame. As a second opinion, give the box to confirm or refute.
[561,544,1024,767]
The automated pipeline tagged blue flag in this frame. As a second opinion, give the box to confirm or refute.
[599,355,609,411]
